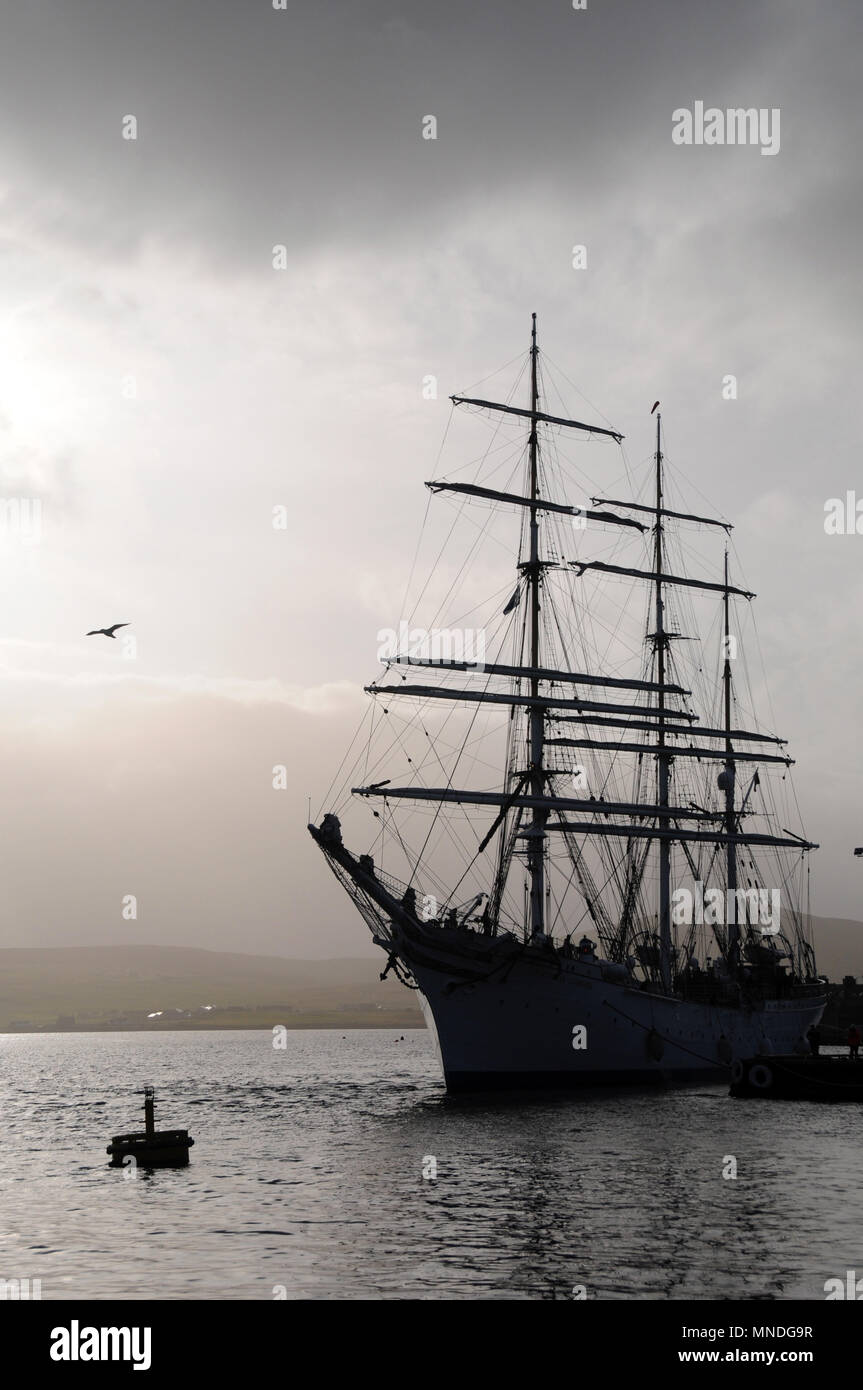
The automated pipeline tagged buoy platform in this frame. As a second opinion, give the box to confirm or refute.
[107,1086,194,1168]
[730,1054,863,1101]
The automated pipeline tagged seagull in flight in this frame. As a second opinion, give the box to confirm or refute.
[86,623,130,639]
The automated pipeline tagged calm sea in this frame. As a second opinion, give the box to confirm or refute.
[0,1029,859,1300]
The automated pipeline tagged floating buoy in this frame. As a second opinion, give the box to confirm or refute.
[107,1086,194,1169]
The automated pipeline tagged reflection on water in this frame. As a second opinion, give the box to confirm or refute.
[0,1029,858,1300]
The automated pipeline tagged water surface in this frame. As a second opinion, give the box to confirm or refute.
[0,1030,857,1299]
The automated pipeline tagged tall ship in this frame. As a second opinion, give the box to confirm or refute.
[309,316,824,1091]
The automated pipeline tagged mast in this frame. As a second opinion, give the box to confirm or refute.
[722,548,739,962]
[527,313,547,937]
[653,410,672,992]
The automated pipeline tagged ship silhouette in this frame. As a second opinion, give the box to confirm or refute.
[310,316,823,1091]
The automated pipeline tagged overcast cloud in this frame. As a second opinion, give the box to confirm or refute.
[0,0,860,960]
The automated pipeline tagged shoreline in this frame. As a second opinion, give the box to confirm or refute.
[0,1018,426,1035]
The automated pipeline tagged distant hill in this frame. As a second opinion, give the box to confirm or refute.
[802,914,863,983]
[0,944,424,1032]
[0,914,859,1032]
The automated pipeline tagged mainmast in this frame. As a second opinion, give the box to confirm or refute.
[653,410,672,992]
[722,549,739,963]
[527,312,547,937]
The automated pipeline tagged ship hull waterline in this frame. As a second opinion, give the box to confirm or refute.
[387,922,825,1094]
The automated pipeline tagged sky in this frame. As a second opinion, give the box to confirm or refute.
[0,0,861,961]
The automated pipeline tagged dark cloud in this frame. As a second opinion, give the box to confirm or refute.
[1,0,858,266]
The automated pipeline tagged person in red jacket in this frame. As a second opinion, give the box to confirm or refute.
[848,1025,861,1061]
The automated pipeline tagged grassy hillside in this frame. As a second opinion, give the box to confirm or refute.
[0,944,424,1031]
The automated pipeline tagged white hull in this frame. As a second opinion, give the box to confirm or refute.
[394,926,825,1092]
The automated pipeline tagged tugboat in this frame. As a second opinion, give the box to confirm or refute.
[309,316,825,1092]
[107,1087,194,1168]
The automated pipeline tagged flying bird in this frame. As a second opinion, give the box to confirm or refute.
[86,623,130,639]
[650,401,660,415]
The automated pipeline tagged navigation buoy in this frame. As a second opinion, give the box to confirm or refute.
[107,1086,194,1169]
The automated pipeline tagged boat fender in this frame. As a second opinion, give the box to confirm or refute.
[731,1060,744,1084]
[646,1028,664,1062]
[748,1062,773,1090]
[717,1036,733,1065]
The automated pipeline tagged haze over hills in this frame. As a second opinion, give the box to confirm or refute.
[0,944,423,1032]
[802,915,863,983]
[0,914,861,1032]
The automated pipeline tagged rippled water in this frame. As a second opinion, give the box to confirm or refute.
[0,1029,859,1300]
